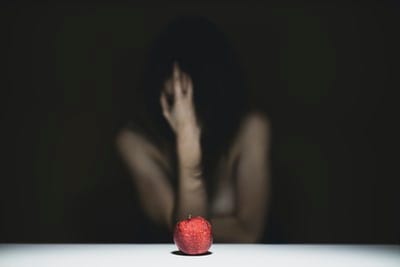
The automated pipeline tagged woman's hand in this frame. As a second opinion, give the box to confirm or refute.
[160,62,200,139]
[160,64,206,220]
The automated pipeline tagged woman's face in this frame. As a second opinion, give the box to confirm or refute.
[161,63,192,105]
[160,64,206,132]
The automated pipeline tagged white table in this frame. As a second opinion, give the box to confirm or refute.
[0,244,399,267]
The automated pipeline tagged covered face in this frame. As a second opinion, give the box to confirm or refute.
[140,15,249,147]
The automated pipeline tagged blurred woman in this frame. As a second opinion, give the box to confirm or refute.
[116,16,271,242]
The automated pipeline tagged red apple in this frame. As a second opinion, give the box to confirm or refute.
[173,215,213,255]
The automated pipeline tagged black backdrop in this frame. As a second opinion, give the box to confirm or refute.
[1,2,399,243]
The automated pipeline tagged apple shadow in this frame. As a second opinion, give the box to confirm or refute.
[171,250,212,256]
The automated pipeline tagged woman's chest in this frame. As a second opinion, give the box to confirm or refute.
[162,140,240,217]
[209,149,239,217]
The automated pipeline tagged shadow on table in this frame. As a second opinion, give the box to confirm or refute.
[171,250,213,256]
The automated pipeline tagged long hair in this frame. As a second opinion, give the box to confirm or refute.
[136,15,250,196]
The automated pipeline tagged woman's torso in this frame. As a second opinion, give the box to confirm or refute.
[148,128,241,218]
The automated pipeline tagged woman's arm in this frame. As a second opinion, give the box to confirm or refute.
[116,129,175,229]
[211,113,270,242]
[161,62,208,223]
[116,125,208,231]
[174,128,207,221]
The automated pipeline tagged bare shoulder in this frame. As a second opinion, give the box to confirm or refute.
[239,112,271,143]
[116,128,147,150]
[116,128,163,159]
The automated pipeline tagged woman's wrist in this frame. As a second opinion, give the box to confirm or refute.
[176,120,200,139]
[176,126,201,168]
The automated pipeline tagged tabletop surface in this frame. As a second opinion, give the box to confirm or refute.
[0,244,399,267]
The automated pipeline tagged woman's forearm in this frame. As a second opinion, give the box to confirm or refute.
[174,128,208,221]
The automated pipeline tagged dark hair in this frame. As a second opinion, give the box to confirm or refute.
[136,15,250,194]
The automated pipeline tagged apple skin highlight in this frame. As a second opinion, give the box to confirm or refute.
[173,216,213,255]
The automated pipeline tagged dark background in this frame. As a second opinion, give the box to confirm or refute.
[1,2,399,243]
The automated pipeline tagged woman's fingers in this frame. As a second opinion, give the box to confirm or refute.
[171,61,193,100]
[160,92,171,121]
[173,62,182,98]
[181,72,188,95]
[161,62,198,133]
